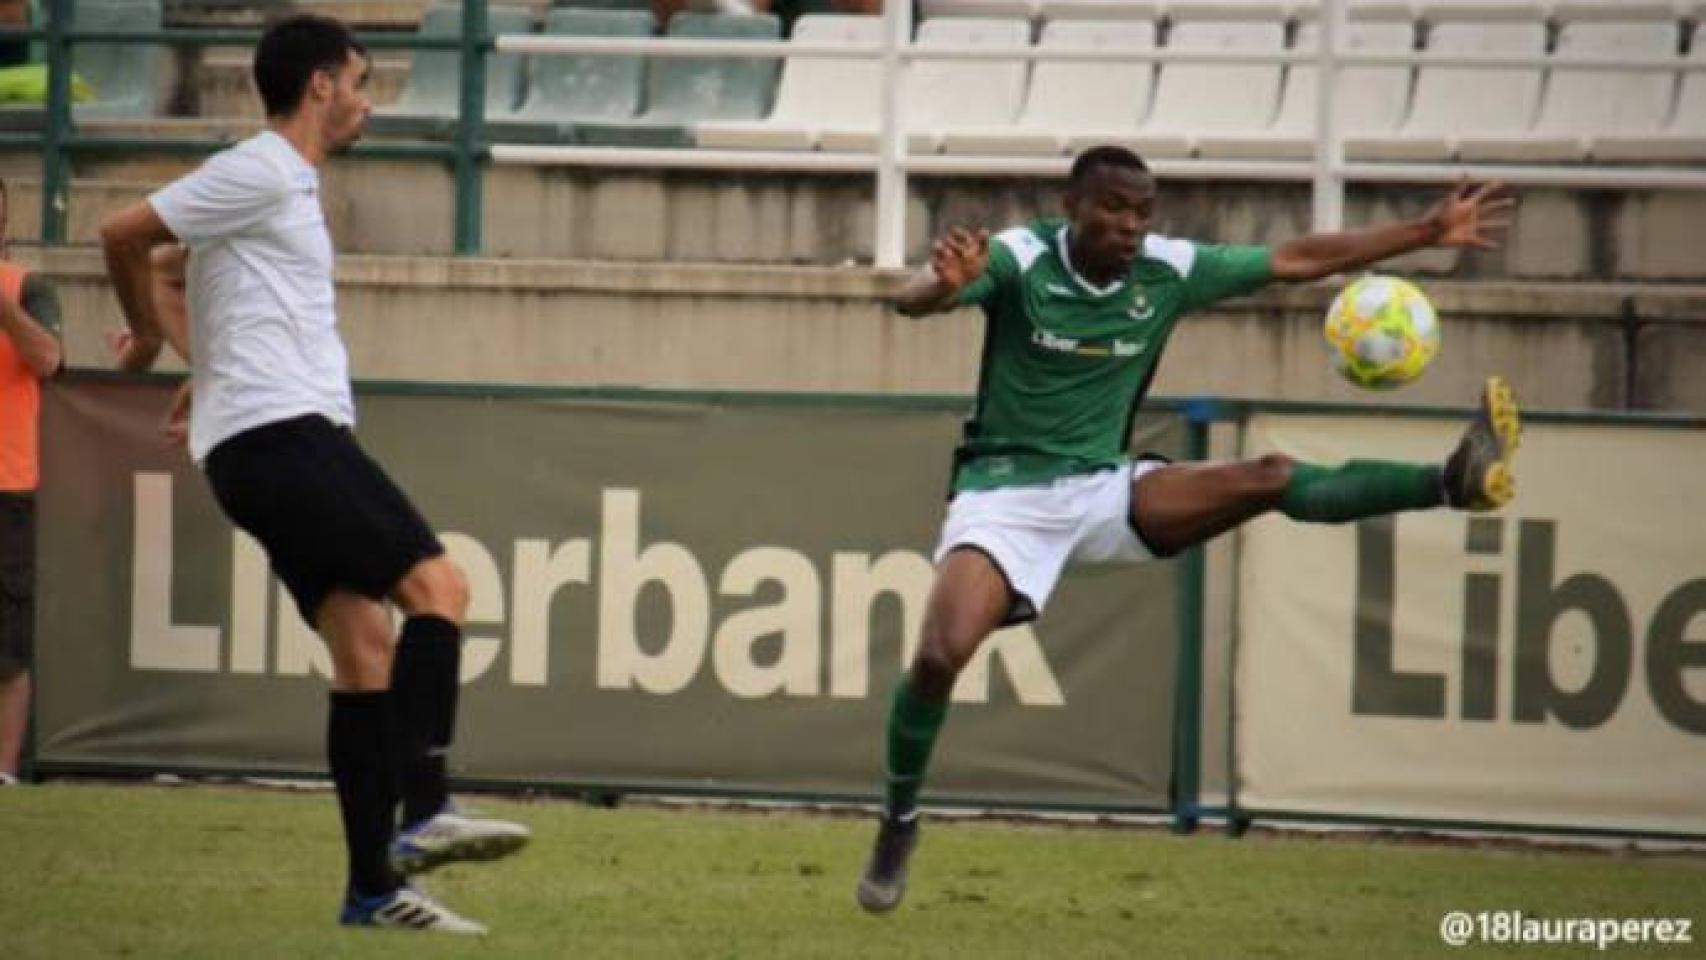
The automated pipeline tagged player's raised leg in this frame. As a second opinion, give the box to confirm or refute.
[857,547,1013,914]
[1132,376,1521,555]
[387,555,531,876]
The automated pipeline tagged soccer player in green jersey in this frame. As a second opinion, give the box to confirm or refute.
[856,145,1520,913]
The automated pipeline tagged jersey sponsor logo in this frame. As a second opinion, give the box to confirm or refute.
[1031,328,1082,353]
[1044,283,1077,298]
[1031,327,1149,359]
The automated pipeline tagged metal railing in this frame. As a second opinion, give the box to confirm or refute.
[4,0,495,252]
[4,0,1705,262]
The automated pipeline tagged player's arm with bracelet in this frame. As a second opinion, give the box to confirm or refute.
[1268,180,1514,282]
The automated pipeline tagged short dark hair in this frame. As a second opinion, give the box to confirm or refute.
[253,14,366,118]
[1069,145,1150,187]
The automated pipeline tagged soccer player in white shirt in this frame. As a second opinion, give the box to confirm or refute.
[99,15,525,935]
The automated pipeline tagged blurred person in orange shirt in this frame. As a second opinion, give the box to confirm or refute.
[0,173,63,786]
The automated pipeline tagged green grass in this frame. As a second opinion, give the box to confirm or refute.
[2,783,1702,959]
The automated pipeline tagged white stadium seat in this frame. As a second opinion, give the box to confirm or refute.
[1457,15,1679,161]
[816,17,1031,154]
[1414,0,1551,20]
[940,18,1157,156]
[1348,14,1547,160]
[1592,21,1706,161]
[1039,0,1163,19]
[1114,12,1288,158]
[695,14,883,151]
[1196,18,1414,159]
[921,0,1036,19]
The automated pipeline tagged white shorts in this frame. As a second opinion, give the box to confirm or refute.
[933,459,1172,625]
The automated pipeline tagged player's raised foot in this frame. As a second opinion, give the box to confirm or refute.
[390,803,531,876]
[1443,375,1521,512]
[339,885,487,935]
[856,811,920,914]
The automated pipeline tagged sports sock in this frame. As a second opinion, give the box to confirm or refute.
[390,615,463,828]
[328,691,401,900]
[883,676,949,821]
[1280,460,1444,524]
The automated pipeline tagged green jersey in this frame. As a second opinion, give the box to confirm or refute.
[951,218,1272,492]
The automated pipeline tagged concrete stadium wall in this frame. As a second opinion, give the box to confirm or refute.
[4,151,1705,283]
[21,247,1706,414]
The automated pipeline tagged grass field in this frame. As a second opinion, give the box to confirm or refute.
[3,783,1702,959]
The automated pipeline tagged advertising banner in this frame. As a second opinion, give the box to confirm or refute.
[37,379,1185,809]
[1236,413,1706,835]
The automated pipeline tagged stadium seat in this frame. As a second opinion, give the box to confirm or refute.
[369,3,532,140]
[940,18,1156,156]
[1040,0,1161,19]
[921,0,1036,18]
[553,0,651,8]
[1348,12,1547,161]
[71,0,164,119]
[1411,0,1552,19]
[1592,21,1706,161]
[816,17,1030,154]
[1457,13,1679,162]
[576,12,781,148]
[1195,17,1413,159]
[487,8,652,144]
[695,14,881,150]
[1118,11,1287,158]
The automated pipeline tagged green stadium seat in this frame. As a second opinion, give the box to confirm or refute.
[487,8,652,144]
[72,0,164,119]
[369,3,532,140]
[575,11,780,148]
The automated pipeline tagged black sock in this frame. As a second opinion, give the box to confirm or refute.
[390,615,463,828]
[328,691,401,900]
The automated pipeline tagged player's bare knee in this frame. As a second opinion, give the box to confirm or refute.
[913,631,972,689]
[398,555,469,622]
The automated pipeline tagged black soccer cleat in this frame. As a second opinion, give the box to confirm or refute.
[856,812,920,914]
[1443,375,1521,512]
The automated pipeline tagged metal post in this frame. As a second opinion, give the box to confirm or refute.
[872,0,911,269]
[453,0,488,256]
[1170,400,1215,834]
[40,0,71,245]
[1311,0,1346,232]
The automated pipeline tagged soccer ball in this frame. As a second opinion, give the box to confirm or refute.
[1323,274,1441,390]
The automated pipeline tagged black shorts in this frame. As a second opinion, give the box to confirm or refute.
[0,493,33,677]
[203,414,443,626]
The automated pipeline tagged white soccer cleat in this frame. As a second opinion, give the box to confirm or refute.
[390,805,532,876]
[339,885,488,935]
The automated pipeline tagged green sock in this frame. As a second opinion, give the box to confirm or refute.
[1281,460,1444,524]
[883,677,949,819]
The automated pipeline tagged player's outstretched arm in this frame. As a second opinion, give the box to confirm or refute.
[99,202,181,372]
[1269,180,1514,283]
[889,227,989,318]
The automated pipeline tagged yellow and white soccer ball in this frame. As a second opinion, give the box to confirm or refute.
[1323,274,1441,390]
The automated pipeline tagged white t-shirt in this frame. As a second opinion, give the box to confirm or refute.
[149,130,355,463]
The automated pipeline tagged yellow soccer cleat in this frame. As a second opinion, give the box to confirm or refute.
[1444,375,1521,511]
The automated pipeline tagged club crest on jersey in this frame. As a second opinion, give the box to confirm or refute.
[1128,294,1156,322]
